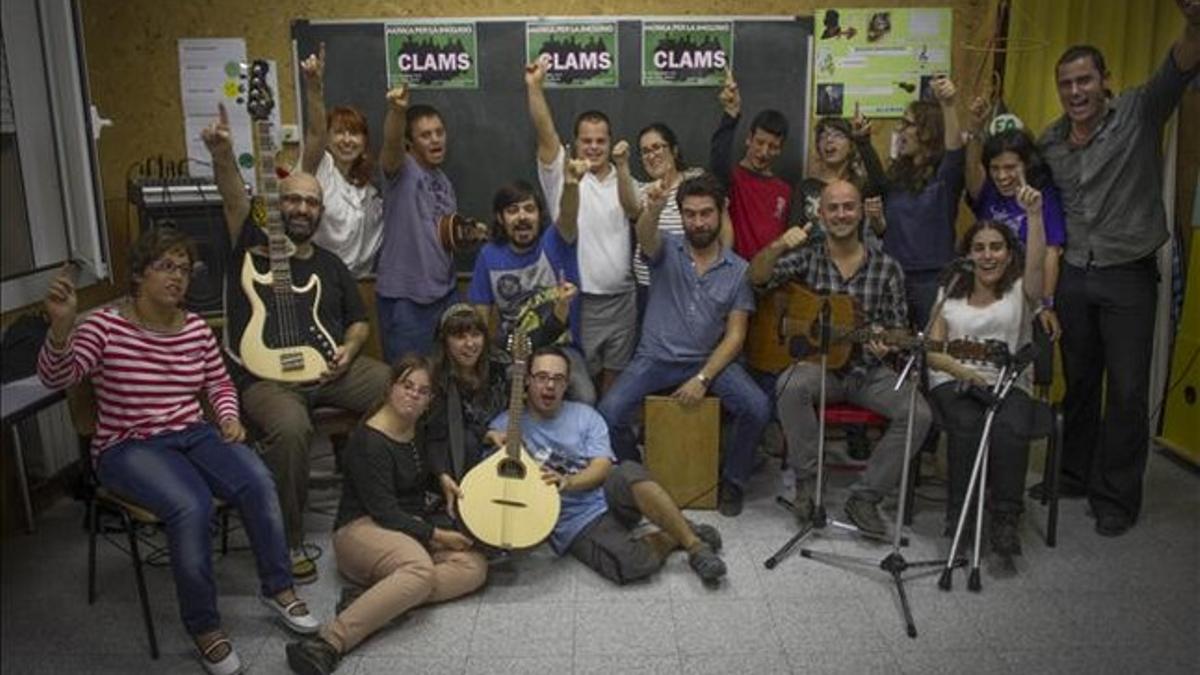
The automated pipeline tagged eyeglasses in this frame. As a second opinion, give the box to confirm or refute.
[529,372,568,387]
[280,193,322,208]
[148,259,193,277]
[397,380,433,398]
[817,130,849,142]
[640,142,670,156]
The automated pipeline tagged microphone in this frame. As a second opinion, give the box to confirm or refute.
[950,257,974,274]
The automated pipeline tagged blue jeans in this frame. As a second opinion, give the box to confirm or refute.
[96,424,292,636]
[597,356,769,488]
[377,289,459,365]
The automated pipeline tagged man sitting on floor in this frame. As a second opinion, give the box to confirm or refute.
[488,346,727,586]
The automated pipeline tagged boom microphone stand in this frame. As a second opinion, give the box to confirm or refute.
[937,344,1037,592]
[765,298,892,571]
[771,262,974,638]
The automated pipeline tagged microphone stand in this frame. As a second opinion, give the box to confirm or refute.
[764,297,895,570]
[938,345,1036,592]
[781,268,971,638]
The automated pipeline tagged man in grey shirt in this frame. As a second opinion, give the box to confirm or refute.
[1038,0,1199,537]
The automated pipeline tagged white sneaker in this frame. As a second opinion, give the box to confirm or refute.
[261,594,321,635]
[197,636,242,675]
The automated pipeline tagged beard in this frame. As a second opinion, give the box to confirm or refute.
[685,226,720,250]
[282,211,318,244]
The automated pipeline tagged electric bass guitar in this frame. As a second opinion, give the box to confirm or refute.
[237,59,338,383]
[457,330,562,550]
[751,284,1009,370]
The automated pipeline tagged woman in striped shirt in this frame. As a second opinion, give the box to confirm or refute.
[37,228,318,675]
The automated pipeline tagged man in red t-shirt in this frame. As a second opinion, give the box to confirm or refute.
[709,70,792,260]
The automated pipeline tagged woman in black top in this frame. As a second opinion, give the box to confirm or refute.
[285,355,486,675]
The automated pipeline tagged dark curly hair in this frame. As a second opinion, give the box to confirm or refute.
[887,100,944,192]
[489,180,549,245]
[944,220,1024,300]
[980,128,1054,190]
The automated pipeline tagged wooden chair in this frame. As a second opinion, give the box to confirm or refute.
[643,396,721,509]
[67,382,232,660]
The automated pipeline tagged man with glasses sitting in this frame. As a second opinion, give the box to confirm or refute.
[487,346,727,586]
[203,105,391,584]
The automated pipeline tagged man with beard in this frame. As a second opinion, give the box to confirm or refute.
[749,180,930,537]
[467,162,595,403]
[1036,0,1200,537]
[597,175,768,517]
[204,105,391,584]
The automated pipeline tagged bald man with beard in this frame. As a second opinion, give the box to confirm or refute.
[204,105,390,584]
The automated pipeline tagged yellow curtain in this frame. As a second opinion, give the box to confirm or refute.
[1002,0,1187,134]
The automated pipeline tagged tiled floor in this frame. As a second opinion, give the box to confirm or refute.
[2,444,1197,674]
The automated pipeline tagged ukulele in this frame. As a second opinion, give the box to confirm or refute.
[456,329,562,550]
[236,60,338,383]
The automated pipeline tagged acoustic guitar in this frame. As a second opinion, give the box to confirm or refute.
[457,330,561,550]
[237,60,339,383]
[749,284,1009,371]
[437,213,490,252]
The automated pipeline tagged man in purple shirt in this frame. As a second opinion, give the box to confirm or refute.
[597,175,768,517]
[376,86,458,363]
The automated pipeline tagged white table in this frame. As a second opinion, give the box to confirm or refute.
[1,375,66,533]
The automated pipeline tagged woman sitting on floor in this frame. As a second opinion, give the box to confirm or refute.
[37,228,318,675]
[927,180,1047,566]
[286,355,487,675]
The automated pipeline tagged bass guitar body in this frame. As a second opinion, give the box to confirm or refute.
[238,253,338,383]
[457,442,561,550]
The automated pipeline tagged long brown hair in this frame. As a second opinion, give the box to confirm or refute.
[887,100,944,191]
[326,106,374,188]
[944,220,1023,300]
[431,305,492,400]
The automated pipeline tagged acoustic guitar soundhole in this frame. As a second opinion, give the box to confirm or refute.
[497,458,526,480]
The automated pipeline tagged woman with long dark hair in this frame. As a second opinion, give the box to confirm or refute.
[286,355,486,675]
[927,183,1047,565]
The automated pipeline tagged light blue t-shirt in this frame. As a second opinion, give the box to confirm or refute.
[377,154,457,302]
[489,401,613,554]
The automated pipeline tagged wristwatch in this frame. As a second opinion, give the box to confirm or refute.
[696,372,710,387]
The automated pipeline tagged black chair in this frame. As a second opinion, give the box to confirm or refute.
[1029,317,1065,547]
[68,383,233,659]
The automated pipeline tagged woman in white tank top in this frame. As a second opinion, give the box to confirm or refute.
[926,181,1048,565]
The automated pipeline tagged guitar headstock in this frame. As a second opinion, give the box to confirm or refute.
[245,59,274,122]
[438,213,490,252]
[507,329,533,367]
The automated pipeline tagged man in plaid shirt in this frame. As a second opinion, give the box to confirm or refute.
[749,180,932,536]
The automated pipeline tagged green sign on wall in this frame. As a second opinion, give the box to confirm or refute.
[641,21,733,87]
[385,22,479,89]
[525,20,619,89]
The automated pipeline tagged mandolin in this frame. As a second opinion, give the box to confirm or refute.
[237,60,338,383]
[456,330,561,550]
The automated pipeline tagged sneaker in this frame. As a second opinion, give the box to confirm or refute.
[261,593,320,635]
[718,482,744,517]
[1094,512,1134,537]
[686,520,723,553]
[793,477,817,526]
[286,636,341,675]
[687,544,727,585]
[196,634,242,675]
[989,513,1022,557]
[291,548,318,585]
[843,496,886,537]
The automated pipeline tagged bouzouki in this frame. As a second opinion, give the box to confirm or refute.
[237,60,338,383]
[752,284,1009,371]
[457,329,561,550]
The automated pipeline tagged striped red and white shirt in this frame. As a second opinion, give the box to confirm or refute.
[37,307,239,461]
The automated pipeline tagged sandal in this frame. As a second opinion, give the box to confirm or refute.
[262,593,321,635]
[196,635,242,675]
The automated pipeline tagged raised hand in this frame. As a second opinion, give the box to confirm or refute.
[200,103,232,154]
[851,101,872,138]
[611,139,630,166]
[642,179,669,212]
[930,75,957,105]
[44,263,78,343]
[299,42,325,83]
[777,223,812,251]
[1015,171,1042,213]
[967,95,989,134]
[564,157,589,185]
[386,85,410,113]
[525,57,548,88]
[718,67,741,117]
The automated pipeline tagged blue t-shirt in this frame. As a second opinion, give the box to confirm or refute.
[489,401,613,554]
[377,155,457,302]
[883,147,966,273]
[468,225,581,345]
[638,234,756,362]
[970,180,1067,248]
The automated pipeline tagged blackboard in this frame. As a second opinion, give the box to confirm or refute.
[291,17,813,270]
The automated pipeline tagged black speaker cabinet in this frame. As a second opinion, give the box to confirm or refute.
[129,178,230,317]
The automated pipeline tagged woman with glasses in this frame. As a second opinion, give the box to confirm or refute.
[286,355,486,675]
[630,123,732,316]
[38,228,318,675]
[794,114,887,249]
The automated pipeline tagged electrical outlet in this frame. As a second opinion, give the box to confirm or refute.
[280,124,300,144]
